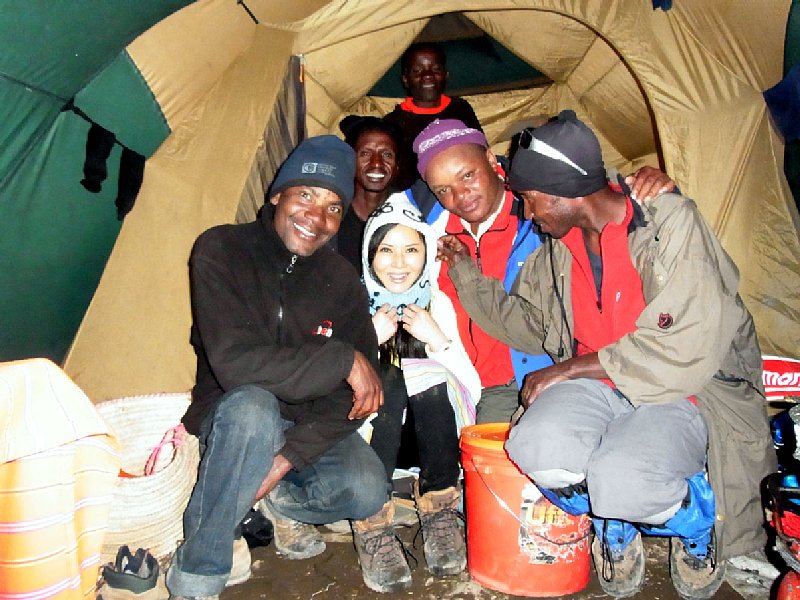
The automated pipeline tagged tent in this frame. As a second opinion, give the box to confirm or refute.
[2,1,798,402]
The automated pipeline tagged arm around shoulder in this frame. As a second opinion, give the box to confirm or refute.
[448,251,548,356]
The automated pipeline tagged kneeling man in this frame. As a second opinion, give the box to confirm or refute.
[438,111,775,600]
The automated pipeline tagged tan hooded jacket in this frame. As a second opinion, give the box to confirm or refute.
[449,192,776,559]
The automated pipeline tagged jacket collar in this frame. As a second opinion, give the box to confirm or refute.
[628,196,647,234]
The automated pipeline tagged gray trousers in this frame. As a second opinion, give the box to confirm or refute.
[505,378,708,524]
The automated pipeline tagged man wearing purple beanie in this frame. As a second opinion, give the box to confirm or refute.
[408,117,674,424]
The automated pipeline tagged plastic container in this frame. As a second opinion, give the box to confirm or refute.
[460,423,591,597]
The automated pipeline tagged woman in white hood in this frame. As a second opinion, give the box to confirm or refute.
[361,192,479,579]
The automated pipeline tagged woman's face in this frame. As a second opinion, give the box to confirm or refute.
[371,224,426,293]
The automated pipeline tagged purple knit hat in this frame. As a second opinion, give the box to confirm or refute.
[412,119,489,178]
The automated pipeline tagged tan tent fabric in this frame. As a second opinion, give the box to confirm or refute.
[64,0,800,401]
[237,56,307,223]
[65,11,296,398]
[127,1,257,131]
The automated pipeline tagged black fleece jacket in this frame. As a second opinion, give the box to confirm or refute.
[183,206,379,471]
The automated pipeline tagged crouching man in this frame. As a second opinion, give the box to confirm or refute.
[437,111,775,600]
[167,136,411,599]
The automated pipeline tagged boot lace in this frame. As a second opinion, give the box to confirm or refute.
[600,520,616,583]
[362,526,416,570]
[414,508,463,553]
[681,528,717,572]
[277,517,319,543]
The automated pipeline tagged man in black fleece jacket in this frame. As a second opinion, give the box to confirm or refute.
[167,136,412,598]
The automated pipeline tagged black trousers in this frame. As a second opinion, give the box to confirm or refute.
[369,364,460,496]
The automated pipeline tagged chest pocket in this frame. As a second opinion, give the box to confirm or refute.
[633,236,669,304]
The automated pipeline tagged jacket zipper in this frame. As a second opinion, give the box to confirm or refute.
[448,216,525,369]
[458,227,501,356]
[277,254,297,341]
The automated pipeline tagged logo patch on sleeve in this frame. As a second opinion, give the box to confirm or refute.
[658,313,673,329]
[313,320,333,337]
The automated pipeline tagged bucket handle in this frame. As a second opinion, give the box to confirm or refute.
[464,453,591,546]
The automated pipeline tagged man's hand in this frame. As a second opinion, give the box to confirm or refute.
[520,363,572,408]
[625,166,676,203]
[346,350,383,420]
[437,235,471,267]
[520,353,606,408]
[254,452,293,501]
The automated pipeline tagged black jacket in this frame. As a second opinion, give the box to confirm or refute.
[184,206,378,470]
[384,96,482,190]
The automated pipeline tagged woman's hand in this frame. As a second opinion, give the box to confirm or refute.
[402,304,448,350]
[372,303,399,344]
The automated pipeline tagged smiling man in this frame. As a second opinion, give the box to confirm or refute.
[167,136,410,598]
[336,116,402,272]
[384,42,482,190]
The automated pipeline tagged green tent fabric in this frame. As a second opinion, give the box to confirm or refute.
[0,2,188,361]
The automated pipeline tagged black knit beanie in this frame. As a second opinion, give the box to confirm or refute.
[268,135,355,207]
[509,110,607,197]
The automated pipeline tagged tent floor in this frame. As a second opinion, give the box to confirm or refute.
[221,525,772,600]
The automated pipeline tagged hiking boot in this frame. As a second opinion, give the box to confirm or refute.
[100,545,160,600]
[352,500,412,593]
[670,536,726,600]
[591,530,646,598]
[414,481,466,576]
[257,498,325,559]
[726,548,778,598]
[225,536,252,586]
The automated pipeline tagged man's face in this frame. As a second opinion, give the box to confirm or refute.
[401,48,447,107]
[354,130,399,194]
[519,190,575,239]
[424,144,504,226]
[270,185,343,256]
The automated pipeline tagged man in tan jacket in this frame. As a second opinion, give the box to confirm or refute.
[438,111,775,600]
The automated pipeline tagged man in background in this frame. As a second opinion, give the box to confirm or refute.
[335,115,402,272]
[385,42,482,190]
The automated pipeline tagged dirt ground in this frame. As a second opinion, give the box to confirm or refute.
[220,522,776,600]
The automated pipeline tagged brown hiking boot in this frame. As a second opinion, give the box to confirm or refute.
[414,481,466,576]
[591,530,646,598]
[670,536,726,600]
[352,500,412,593]
[257,498,325,559]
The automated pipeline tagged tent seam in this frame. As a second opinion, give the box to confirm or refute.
[119,50,171,144]
[670,12,759,91]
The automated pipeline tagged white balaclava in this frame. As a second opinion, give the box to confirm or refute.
[361,192,437,317]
